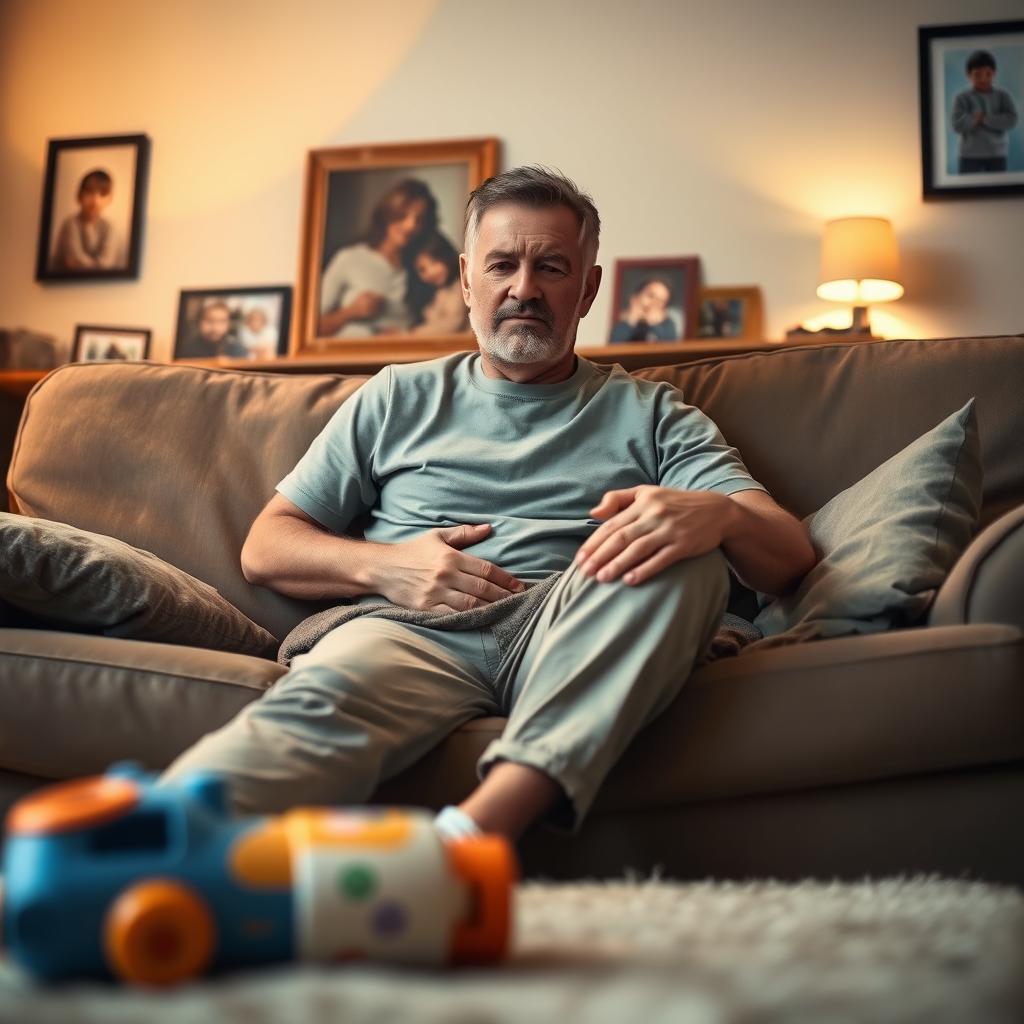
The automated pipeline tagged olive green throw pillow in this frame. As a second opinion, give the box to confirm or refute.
[0,514,277,658]
[748,399,982,651]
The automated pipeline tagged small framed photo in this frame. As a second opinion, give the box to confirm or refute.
[696,287,764,340]
[919,20,1024,199]
[608,257,702,343]
[72,325,151,362]
[295,137,498,357]
[36,134,150,281]
[173,286,293,361]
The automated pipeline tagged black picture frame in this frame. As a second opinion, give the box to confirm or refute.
[919,20,1024,200]
[72,325,152,362]
[35,133,151,281]
[173,285,293,362]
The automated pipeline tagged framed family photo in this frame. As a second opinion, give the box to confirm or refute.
[173,286,292,361]
[608,257,702,343]
[919,20,1024,198]
[72,325,151,362]
[293,137,499,357]
[35,134,150,281]
[696,286,764,340]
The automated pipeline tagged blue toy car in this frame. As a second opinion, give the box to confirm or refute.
[1,763,516,985]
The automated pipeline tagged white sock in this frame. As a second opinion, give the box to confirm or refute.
[434,804,483,840]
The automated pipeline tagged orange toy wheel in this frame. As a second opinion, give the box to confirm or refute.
[104,879,216,985]
[445,835,518,964]
[7,775,139,836]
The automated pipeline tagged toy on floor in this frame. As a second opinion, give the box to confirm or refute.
[0,763,517,985]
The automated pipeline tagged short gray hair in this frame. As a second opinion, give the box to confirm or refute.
[464,165,601,269]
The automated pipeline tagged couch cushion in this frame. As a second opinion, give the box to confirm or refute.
[0,630,284,778]
[0,513,277,658]
[750,400,982,646]
[374,625,1024,814]
[3,624,1020,818]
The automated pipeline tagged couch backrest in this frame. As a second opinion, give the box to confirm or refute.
[635,335,1023,527]
[9,335,1022,641]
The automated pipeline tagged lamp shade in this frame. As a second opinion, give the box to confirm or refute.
[817,216,904,303]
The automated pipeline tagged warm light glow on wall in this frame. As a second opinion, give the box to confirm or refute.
[0,0,439,218]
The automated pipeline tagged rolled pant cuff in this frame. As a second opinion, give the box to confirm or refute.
[477,738,591,835]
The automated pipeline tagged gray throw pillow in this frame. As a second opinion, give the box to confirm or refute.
[747,399,982,651]
[0,514,278,658]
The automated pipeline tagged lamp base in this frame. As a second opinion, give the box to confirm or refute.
[850,305,871,334]
[785,306,875,341]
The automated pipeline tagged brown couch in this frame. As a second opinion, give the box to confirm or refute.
[2,334,1022,884]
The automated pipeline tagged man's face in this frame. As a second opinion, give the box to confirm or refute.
[968,66,995,91]
[638,281,670,318]
[199,306,230,342]
[459,203,601,374]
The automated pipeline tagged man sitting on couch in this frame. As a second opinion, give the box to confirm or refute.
[162,166,816,843]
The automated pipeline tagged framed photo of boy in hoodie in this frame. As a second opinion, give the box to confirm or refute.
[919,20,1024,198]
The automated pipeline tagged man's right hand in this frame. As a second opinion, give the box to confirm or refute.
[372,523,525,613]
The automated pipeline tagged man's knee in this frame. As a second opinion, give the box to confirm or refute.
[565,546,729,609]
[659,547,729,593]
[620,547,730,604]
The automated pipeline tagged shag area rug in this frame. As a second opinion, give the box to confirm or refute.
[2,873,1023,1023]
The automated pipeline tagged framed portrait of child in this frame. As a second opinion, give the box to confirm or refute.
[35,134,151,282]
[919,20,1024,199]
[607,257,702,344]
[293,137,498,359]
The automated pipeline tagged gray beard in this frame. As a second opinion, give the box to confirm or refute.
[470,309,568,366]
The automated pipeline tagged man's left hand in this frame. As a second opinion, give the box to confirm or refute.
[575,485,730,585]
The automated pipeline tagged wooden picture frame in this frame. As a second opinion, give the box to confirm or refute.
[72,324,152,362]
[696,286,764,341]
[293,137,499,359]
[35,134,150,282]
[607,257,702,343]
[173,285,293,361]
[919,20,1024,199]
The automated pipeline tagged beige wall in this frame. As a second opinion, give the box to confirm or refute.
[1,0,1021,361]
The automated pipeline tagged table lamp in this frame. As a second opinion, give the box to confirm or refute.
[816,217,904,336]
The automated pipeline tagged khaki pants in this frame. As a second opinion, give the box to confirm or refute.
[162,550,729,833]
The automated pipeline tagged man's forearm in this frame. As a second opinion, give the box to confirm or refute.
[241,514,383,600]
[720,496,816,597]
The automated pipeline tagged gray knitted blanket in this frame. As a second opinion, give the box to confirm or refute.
[278,571,760,667]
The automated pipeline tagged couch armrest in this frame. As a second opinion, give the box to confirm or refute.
[928,504,1024,630]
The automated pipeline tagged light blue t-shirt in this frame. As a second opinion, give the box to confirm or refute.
[276,352,767,585]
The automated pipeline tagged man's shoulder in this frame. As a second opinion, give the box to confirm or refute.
[587,358,675,400]
[387,350,473,387]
